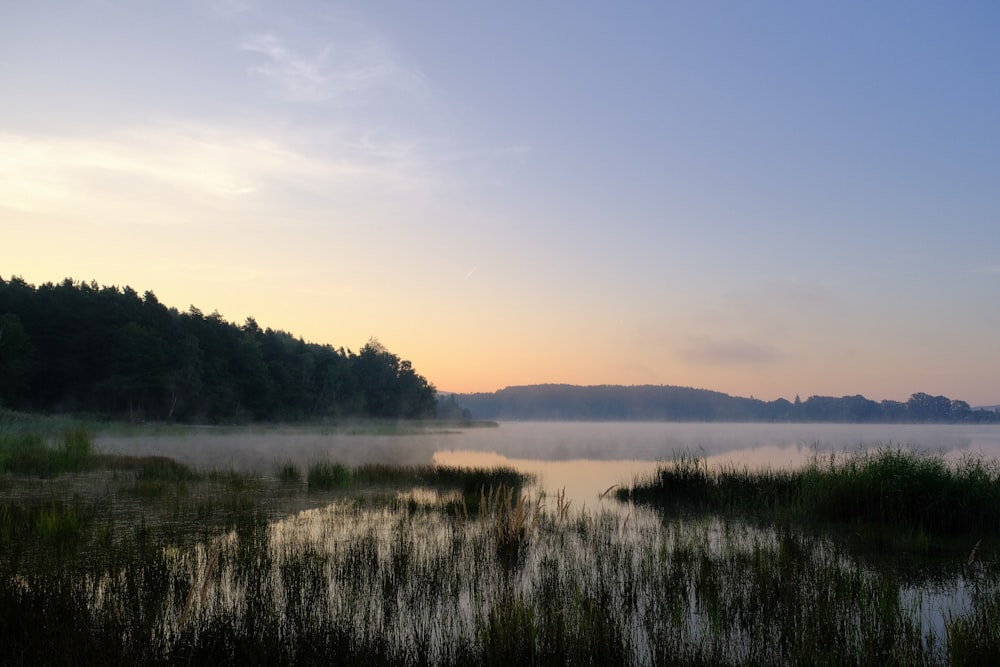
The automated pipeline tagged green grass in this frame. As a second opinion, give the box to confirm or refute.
[0,428,96,476]
[352,463,527,494]
[618,447,1000,537]
[135,455,201,482]
[3,430,1000,664]
[302,462,531,496]
[0,497,93,548]
[801,448,1000,534]
[3,489,999,665]
[306,460,352,491]
[276,461,302,484]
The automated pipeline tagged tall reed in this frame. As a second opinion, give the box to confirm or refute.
[0,428,96,476]
[3,441,1000,664]
[620,447,1000,537]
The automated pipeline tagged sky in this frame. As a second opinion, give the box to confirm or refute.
[2,1,999,405]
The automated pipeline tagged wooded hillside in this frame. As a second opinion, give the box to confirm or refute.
[0,276,438,422]
[453,384,999,423]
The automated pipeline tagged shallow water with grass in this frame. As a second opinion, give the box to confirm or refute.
[3,419,1000,664]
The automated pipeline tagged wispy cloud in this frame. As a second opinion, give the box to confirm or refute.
[680,336,784,366]
[0,127,258,222]
[240,28,428,104]
[241,33,331,102]
[0,119,437,226]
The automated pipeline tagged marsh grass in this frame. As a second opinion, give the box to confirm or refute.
[353,463,526,497]
[8,498,989,665]
[0,428,96,476]
[307,461,352,492]
[619,447,1000,538]
[801,449,1000,535]
[276,461,302,484]
[0,496,93,550]
[4,430,1000,664]
[480,484,541,570]
[136,456,201,482]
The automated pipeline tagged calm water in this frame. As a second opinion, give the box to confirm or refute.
[100,421,1000,508]
[89,421,1000,659]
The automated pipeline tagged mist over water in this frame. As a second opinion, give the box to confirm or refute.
[98,422,1000,509]
[450,422,1000,461]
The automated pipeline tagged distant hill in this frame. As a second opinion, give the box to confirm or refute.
[452,384,1000,424]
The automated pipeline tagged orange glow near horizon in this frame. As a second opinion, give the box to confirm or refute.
[4,2,999,408]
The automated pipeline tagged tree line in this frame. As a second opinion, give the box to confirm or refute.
[452,384,1000,423]
[0,276,438,422]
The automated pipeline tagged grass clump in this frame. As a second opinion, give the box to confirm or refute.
[620,447,1000,538]
[0,428,96,476]
[307,461,352,492]
[207,469,261,493]
[276,461,302,484]
[136,456,200,482]
[0,498,93,548]
[615,452,800,515]
[352,463,528,496]
[802,448,1000,535]
[480,484,541,570]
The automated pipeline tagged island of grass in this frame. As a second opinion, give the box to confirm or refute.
[616,448,1000,540]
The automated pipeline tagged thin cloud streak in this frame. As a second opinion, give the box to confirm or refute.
[239,27,429,105]
[0,119,440,225]
[242,33,330,102]
[680,336,785,366]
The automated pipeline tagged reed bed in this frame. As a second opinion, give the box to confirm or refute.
[618,447,1000,537]
[3,430,1000,664]
[4,490,999,665]
[306,461,352,492]
[0,428,96,476]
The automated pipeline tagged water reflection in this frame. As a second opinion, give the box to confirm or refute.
[14,421,1000,662]
[429,422,1000,510]
[433,449,653,510]
[92,492,980,663]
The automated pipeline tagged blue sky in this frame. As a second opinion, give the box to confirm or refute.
[2,1,998,404]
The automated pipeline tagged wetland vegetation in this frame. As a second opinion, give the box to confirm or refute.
[2,421,1000,665]
[618,448,1000,537]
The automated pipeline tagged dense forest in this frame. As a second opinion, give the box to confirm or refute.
[0,276,440,422]
[453,384,1000,423]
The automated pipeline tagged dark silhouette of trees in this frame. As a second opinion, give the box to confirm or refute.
[0,312,34,407]
[0,276,437,422]
[3,275,993,426]
[351,339,437,419]
[453,385,999,423]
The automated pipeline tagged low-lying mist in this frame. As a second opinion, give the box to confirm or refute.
[94,422,1000,494]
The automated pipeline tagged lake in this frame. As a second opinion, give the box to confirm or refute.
[99,421,1000,508]
[8,421,1000,662]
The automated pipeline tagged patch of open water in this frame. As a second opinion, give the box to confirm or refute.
[98,421,1000,509]
[83,422,1000,659]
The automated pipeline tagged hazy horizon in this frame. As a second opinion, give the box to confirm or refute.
[445,382,1000,408]
[4,2,998,405]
